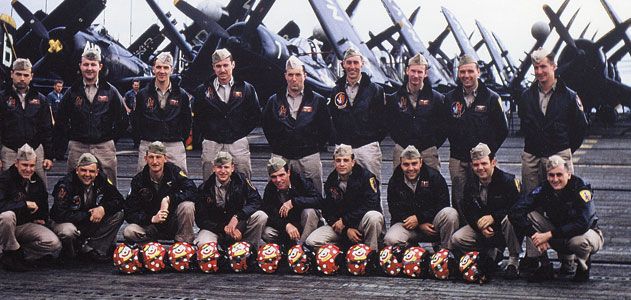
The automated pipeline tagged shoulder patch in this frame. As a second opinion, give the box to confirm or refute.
[369,177,378,193]
[579,189,592,203]
[57,185,68,199]
[514,178,521,193]
[531,186,542,195]
[179,170,187,178]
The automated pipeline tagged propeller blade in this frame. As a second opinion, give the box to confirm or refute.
[345,0,360,18]
[11,0,49,40]
[609,45,629,64]
[543,4,578,51]
[551,8,580,56]
[145,0,194,60]
[408,6,420,26]
[600,0,631,57]
[579,22,591,39]
[595,18,631,53]
[174,0,230,39]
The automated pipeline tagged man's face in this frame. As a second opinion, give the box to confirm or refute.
[79,58,102,82]
[334,155,355,177]
[547,165,571,191]
[53,82,63,93]
[11,69,32,90]
[400,157,422,181]
[213,57,235,84]
[285,67,305,94]
[213,163,234,183]
[406,64,427,87]
[152,61,173,84]
[270,167,291,190]
[342,56,363,82]
[145,153,166,174]
[458,63,479,90]
[132,82,140,91]
[16,159,36,180]
[472,156,496,182]
[76,163,98,186]
[533,58,557,86]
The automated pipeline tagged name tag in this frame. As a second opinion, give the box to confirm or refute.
[418,99,430,106]
[97,95,109,102]
[169,99,180,106]
[420,181,429,188]
[302,106,313,112]
[29,99,40,105]
[474,105,487,112]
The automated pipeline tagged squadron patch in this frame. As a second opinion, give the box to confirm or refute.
[451,101,464,118]
[399,96,407,111]
[97,95,109,102]
[335,92,348,109]
[179,170,187,178]
[205,87,214,99]
[75,96,83,108]
[57,185,68,200]
[579,190,592,203]
[301,106,313,113]
[576,96,584,112]
[147,97,155,110]
[474,105,487,112]
[369,177,378,193]
[6,97,16,108]
[514,178,521,193]
[278,104,287,118]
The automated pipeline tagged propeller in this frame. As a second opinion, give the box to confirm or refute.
[145,0,194,60]
[550,8,580,57]
[173,0,230,39]
[11,0,49,40]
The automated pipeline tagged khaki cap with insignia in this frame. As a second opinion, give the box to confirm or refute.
[267,157,287,175]
[400,145,421,160]
[546,155,568,171]
[333,144,353,158]
[214,151,233,165]
[77,153,98,167]
[12,58,32,71]
[147,141,167,155]
[343,48,363,60]
[470,143,491,161]
[285,56,304,70]
[531,47,554,64]
[16,144,36,161]
[458,54,478,68]
[407,53,428,67]
[212,48,232,64]
[154,52,174,66]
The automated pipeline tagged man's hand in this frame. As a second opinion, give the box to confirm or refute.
[403,215,419,230]
[26,201,39,214]
[477,215,494,230]
[536,241,551,252]
[531,231,552,247]
[151,209,169,224]
[481,226,495,238]
[346,228,362,243]
[419,223,437,236]
[224,216,239,237]
[232,229,242,241]
[286,223,300,241]
[43,159,53,170]
[89,206,105,223]
[160,196,170,211]
[331,219,345,234]
[279,200,293,218]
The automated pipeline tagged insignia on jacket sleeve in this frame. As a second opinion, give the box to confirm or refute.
[369,177,378,193]
[579,190,592,203]
[514,178,521,193]
[179,170,187,178]
[57,185,68,200]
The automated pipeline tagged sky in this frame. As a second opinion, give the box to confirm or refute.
[2,0,631,82]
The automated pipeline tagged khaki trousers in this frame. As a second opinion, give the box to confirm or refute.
[194,210,268,248]
[305,210,384,250]
[137,140,188,174]
[345,142,382,183]
[67,140,117,186]
[384,207,459,249]
[0,211,61,260]
[202,137,251,181]
[448,158,472,222]
[52,211,124,256]
[123,201,195,243]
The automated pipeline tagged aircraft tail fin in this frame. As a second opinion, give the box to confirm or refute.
[0,14,17,83]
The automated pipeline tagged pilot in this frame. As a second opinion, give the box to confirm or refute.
[450,143,522,279]
[47,80,67,161]
[444,54,508,222]
[0,58,54,185]
[194,151,268,248]
[305,145,384,251]
[50,153,124,262]
[383,145,458,250]
[0,144,61,272]
[191,48,261,181]
[123,141,196,244]
[509,155,602,282]
[262,56,331,194]
[329,48,386,182]
[386,53,447,170]
[56,45,128,186]
[261,157,322,246]
[518,47,588,195]
[131,52,191,174]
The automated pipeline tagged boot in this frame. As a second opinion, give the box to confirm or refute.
[528,254,554,282]
[1,249,33,272]
[572,255,591,282]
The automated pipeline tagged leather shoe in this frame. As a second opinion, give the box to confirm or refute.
[503,264,520,280]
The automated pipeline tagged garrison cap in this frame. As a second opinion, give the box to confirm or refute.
[343,48,363,60]
[154,52,174,66]
[333,144,353,158]
[77,153,98,167]
[82,44,102,61]
[546,155,568,171]
[400,145,421,160]
[407,53,428,67]
[470,143,491,161]
[12,58,32,71]
[285,56,304,70]
[214,151,233,166]
[16,144,36,161]
[147,141,167,155]
[531,47,554,64]
[212,48,232,64]
[267,157,287,175]
[458,54,478,68]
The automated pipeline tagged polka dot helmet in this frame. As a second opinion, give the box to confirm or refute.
[168,242,195,272]
[459,251,482,283]
[197,242,221,273]
[345,243,372,276]
[228,241,252,273]
[287,244,312,274]
[142,242,167,272]
[256,243,282,274]
[430,248,452,280]
[112,243,142,274]
[378,245,403,276]
[402,246,428,278]
[315,244,342,275]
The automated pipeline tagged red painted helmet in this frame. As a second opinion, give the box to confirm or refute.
[402,246,428,278]
[287,244,312,274]
[228,241,252,273]
[142,242,167,272]
[459,251,482,283]
[113,243,142,274]
[168,242,195,272]
[257,243,282,274]
[345,244,372,276]
[197,242,221,273]
[430,249,452,280]
[379,246,403,276]
[315,244,341,275]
